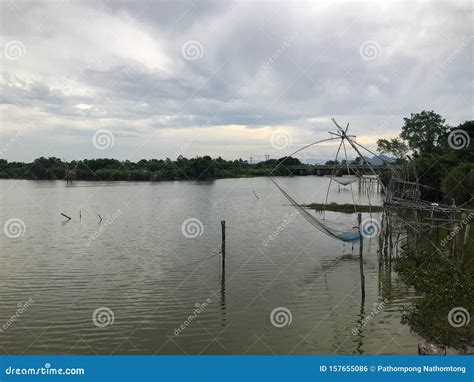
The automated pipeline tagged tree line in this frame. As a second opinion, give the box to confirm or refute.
[0,155,301,182]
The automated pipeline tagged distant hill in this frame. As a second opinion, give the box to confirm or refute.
[300,155,395,165]
[362,155,396,165]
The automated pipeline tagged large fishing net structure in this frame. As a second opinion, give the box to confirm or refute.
[269,118,389,243]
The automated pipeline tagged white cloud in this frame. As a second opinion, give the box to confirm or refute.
[75,103,93,110]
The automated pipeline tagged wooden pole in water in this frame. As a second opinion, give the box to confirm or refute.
[357,213,366,300]
[221,220,226,268]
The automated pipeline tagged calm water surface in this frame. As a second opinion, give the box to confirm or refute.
[0,177,424,354]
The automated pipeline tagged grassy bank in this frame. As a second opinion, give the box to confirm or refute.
[303,202,383,213]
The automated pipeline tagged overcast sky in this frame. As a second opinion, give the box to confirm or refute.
[0,0,472,163]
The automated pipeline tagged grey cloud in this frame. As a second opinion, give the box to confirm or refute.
[0,0,472,161]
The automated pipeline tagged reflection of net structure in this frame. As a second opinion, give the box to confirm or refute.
[63,161,77,183]
[331,176,358,186]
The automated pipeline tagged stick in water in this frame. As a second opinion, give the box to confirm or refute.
[61,213,71,220]
[98,214,103,224]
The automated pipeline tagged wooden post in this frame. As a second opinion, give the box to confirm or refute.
[357,213,366,300]
[220,220,226,314]
[221,220,226,267]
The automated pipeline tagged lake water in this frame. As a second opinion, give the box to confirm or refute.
[0,176,424,355]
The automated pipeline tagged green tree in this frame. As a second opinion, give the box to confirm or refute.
[400,111,449,155]
[377,138,409,160]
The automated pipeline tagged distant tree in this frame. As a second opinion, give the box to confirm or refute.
[325,160,340,166]
[377,138,409,160]
[277,156,300,166]
[400,111,449,155]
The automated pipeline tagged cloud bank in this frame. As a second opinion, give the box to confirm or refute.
[1,0,472,162]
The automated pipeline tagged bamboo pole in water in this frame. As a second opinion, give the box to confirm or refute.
[221,220,226,269]
[357,213,366,300]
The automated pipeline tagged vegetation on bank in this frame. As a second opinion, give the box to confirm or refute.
[395,250,474,353]
[0,156,302,182]
[377,111,473,205]
[303,202,383,213]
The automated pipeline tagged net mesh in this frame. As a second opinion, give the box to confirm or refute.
[271,178,360,243]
